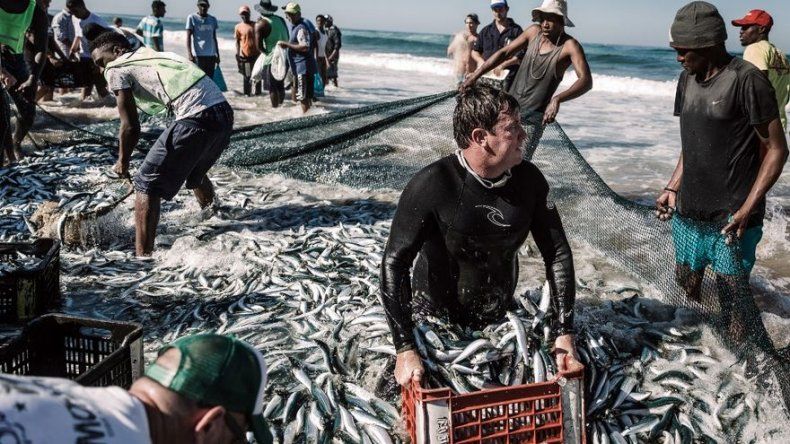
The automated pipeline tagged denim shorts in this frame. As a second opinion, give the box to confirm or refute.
[672,216,763,276]
[133,102,234,200]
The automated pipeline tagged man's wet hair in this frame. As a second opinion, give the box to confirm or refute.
[152,1,165,9]
[453,85,520,149]
[66,0,85,9]
[89,30,132,54]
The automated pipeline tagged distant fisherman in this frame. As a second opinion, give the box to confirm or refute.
[447,13,480,83]
[470,0,523,90]
[136,1,166,52]
[279,2,315,113]
[0,334,274,443]
[90,32,233,256]
[254,0,289,108]
[186,0,219,78]
[732,9,790,131]
[324,14,341,87]
[235,5,261,96]
[381,85,580,387]
[463,0,591,125]
[657,2,788,344]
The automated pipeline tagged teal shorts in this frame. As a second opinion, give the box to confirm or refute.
[671,217,763,276]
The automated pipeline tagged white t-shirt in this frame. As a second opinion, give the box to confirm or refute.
[0,374,150,443]
[73,12,110,58]
[317,29,328,58]
[105,50,226,120]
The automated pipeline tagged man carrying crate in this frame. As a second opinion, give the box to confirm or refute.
[380,84,581,387]
[0,333,273,443]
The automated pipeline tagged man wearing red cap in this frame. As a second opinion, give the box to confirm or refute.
[732,9,790,131]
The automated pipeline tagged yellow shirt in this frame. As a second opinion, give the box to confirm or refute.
[743,40,790,129]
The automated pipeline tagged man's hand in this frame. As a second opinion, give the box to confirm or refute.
[542,97,560,125]
[721,206,754,241]
[554,334,583,373]
[0,69,17,88]
[113,160,130,178]
[17,76,36,96]
[459,75,477,93]
[394,349,424,387]
[655,190,676,222]
[188,54,195,62]
[277,41,289,49]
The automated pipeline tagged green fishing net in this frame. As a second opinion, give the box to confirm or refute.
[35,91,790,417]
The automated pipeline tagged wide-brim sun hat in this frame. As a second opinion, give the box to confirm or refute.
[255,0,278,14]
[532,0,575,28]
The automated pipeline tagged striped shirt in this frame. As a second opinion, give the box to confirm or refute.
[136,15,163,51]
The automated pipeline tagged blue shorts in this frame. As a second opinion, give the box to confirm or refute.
[134,102,233,200]
[672,216,762,276]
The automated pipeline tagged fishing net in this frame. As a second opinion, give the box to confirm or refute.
[32,90,790,418]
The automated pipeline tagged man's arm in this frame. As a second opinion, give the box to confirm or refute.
[462,26,536,89]
[135,18,144,37]
[542,39,593,124]
[254,20,271,54]
[279,28,308,54]
[114,89,141,178]
[213,21,220,63]
[723,118,789,237]
[656,153,683,221]
[235,26,241,59]
[528,168,580,372]
[380,175,434,386]
[185,17,195,61]
[19,7,48,96]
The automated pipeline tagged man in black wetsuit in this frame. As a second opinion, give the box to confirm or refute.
[381,85,579,387]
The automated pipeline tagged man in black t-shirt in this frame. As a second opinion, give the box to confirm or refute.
[656,2,788,343]
[471,0,522,90]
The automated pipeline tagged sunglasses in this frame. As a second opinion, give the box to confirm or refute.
[465,21,476,25]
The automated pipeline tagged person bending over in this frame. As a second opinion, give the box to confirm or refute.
[90,32,233,256]
[380,84,580,387]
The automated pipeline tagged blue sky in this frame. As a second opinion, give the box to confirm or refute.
[50,0,790,49]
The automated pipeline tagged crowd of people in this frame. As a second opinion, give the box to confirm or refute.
[0,0,344,167]
[0,0,789,441]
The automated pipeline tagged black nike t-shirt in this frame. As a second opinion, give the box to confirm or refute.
[673,57,779,226]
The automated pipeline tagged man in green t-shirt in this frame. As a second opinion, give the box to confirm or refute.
[733,9,790,131]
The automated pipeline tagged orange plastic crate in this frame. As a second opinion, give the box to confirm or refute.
[402,369,585,444]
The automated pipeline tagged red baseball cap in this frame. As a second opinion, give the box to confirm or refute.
[732,9,773,28]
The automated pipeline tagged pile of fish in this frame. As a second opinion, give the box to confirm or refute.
[0,144,131,243]
[0,250,44,276]
[1,142,788,443]
[410,283,559,393]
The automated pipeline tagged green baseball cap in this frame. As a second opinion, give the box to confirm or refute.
[145,334,272,444]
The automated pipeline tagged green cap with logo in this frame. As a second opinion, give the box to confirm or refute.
[145,334,272,444]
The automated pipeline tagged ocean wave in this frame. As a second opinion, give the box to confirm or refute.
[164,31,677,98]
